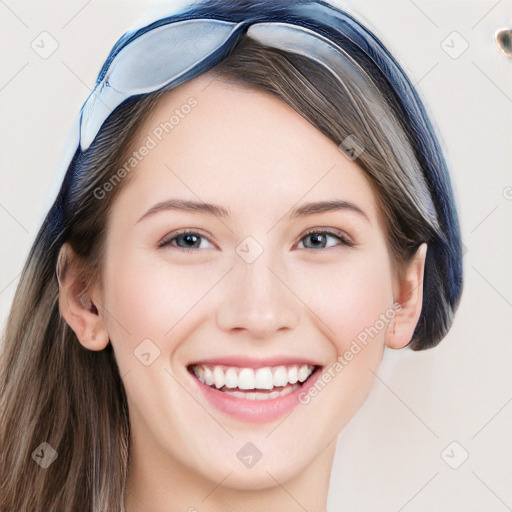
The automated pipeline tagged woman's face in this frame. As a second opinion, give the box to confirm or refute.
[95,74,403,490]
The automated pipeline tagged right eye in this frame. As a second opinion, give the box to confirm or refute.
[158,229,216,253]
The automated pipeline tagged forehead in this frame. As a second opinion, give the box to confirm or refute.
[116,74,381,228]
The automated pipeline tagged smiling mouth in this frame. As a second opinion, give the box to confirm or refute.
[188,363,320,400]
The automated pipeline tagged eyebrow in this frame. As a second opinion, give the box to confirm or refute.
[289,199,369,222]
[136,198,370,224]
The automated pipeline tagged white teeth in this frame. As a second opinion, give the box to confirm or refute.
[204,366,215,386]
[224,368,238,389]
[273,365,288,387]
[238,368,255,389]
[213,366,225,389]
[223,385,298,400]
[287,366,298,384]
[298,364,311,382]
[192,363,316,395]
[254,367,273,390]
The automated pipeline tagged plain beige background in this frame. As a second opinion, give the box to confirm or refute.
[1,1,511,510]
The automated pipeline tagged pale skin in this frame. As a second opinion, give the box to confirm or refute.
[58,74,427,512]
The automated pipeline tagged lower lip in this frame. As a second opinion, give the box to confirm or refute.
[188,368,322,424]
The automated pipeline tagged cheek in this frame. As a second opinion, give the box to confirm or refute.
[98,245,201,365]
[290,255,395,441]
[292,247,396,353]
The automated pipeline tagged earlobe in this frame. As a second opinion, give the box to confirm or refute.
[385,243,427,350]
[57,243,109,351]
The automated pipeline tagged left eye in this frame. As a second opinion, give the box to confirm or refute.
[297,230,354,250]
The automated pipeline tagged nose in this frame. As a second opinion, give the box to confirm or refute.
[215,252,300,339]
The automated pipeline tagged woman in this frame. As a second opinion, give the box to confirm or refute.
[0,1,463,511]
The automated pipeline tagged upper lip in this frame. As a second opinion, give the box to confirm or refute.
[187,356,323,369]
[187,355,322,368]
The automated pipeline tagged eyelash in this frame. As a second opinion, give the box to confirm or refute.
[158,228,355,253]
[300,228,355,249]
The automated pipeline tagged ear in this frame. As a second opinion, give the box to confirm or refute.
[57,243,110,351]
[385,243,427,350]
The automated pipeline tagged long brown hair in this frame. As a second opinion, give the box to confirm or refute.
[0,90,168,511]
[1,36,458,511]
